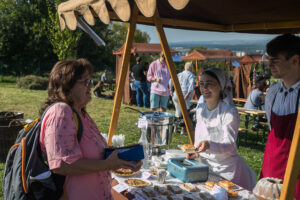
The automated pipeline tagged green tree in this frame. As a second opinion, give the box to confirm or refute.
[77,21,151,73]
[44,0,81,60]
[108,22,150,51]
[189,45,207,53]
[0,0,56,75]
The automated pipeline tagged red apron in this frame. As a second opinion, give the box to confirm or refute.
[261,88,300,199]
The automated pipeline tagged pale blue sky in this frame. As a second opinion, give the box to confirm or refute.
[137,24,277,43]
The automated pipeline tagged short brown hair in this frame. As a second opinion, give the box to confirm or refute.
[39,58,93,115]
[136,57,142,63]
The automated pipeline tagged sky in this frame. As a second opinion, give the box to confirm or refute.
[137,24,277,43]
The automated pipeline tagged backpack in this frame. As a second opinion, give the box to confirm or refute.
[3,104,83,200]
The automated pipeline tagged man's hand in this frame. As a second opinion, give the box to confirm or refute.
[186,152,199,160]
[196,141,210,152]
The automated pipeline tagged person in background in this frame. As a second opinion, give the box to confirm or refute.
[147,51,171,112]
[187,68,256,190]
[101,69,108,83]
[244,75,267,110]
[260,34,300,199]
[131,57,149,107]
[40,59,141,200]
[170,62,195,134]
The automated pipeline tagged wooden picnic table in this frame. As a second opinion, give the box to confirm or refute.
[236,107,268,144]
[233,98,247,107]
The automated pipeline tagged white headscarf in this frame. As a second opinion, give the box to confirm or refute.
[199,68,234,106]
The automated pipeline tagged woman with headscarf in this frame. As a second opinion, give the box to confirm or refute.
[187,68,256,190]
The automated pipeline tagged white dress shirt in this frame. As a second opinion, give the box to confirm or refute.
[265,80,300,126]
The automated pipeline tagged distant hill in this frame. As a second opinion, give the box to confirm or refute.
[169,39,271,54]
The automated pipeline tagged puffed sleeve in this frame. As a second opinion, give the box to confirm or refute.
[43,103,83,170]
[209,106,239,154]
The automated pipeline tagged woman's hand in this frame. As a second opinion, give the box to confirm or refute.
[186,152,199,160]
[106,150,141,171]
[196,141,210,152]
[132,160,143,172]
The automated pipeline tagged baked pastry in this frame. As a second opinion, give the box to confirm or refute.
[218,180,237,190]
[166,195,182,200]
[149,169,157,176]
[113,168,141,177]
[205,181,216,190]
[183,183,197,192]
[142,187,156,197]
[253,177,283,200]
[152,196,168,200]
[199,192,216,200]
[165,185,183,194]
[227,190,238,199]
[154,185,169,195]
[183,144,195,153]
[125,179,150,187]
[182,195,194,200]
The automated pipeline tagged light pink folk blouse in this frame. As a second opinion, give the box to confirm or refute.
[40,103,112,200]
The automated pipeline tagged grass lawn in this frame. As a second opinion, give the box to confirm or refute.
[0,84,266,199]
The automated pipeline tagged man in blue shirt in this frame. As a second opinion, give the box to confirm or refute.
[244,76,267,110]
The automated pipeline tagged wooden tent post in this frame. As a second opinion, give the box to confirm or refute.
[154,9,194,144]
[280,107,300,199]
[107,5,138,146]
[195,60,198,73]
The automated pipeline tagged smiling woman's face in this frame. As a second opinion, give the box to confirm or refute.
[70,70,93,110]
[199,74,222,102]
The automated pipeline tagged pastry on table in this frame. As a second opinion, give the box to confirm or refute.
[227,189,239,199]
[164,185,183,194]
[183,144,195,153]
[113,168,140,176]
[182,183,197,192]
[199,192,216,200]
[154,185,169,195]
[125,178,150,187]
[149,169,157,176]
[141,187,156,197]
[218,180,237,190]
[205,181,216,190]
[152,196,169,200]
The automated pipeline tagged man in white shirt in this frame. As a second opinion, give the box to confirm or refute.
[261,34,300,199]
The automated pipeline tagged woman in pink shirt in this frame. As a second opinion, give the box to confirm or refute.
[39,59,141,200]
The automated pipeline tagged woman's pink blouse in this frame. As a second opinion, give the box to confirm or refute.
[40,103,112,200]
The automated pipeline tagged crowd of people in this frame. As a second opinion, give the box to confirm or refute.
[36,34,299,199]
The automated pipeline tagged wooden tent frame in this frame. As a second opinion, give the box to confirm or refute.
[108,5,194,145]
[57,1,300,199]
[108,6,300,199]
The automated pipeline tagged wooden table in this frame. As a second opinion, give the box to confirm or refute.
[236,107,268,144]
[233,98,247,103]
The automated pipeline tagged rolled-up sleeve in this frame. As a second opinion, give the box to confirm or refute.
[43,103,83,170]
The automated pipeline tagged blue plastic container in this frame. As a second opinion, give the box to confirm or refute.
[104,144,144,161]
[167,157,209,182]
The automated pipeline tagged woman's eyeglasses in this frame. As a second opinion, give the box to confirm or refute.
[79,78,93,87]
